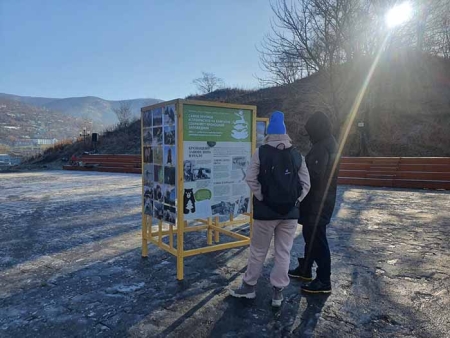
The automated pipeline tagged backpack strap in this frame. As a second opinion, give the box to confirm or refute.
[260,145,302,169]
[289,147,302,170]
[258,144,271,168]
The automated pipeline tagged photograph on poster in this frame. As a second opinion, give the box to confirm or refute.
[232,156,248,181]
[143,164,154,185]
[143,110,152,127]
[154,183,164,202]
[211,201,235,216]
[164,105,176,125]
[144,196,153,215]
[143,129,153,145]
[164,185,176,206]
[144,185,153,200]
[143,146,153,163]
[153,107,162,126]
[183,160,195,182]
[153,202,164,220]
[235,196,250,214]
[183,160,211,182]
[153,127,163,145]
[164,125,176,145]
[164,167,176,185]
[154,165,164,184]
[163,205,176,224]
[196,166,211,180]
[164,166,176,185]
[232,156,248,170]
[153,146,163,165]
[163,146,175,166]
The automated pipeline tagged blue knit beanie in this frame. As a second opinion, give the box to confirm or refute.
[267,111,286,135]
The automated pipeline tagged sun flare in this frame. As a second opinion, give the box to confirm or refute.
[386,2,413,28]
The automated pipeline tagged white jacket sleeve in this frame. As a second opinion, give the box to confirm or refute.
[245,149,263,201]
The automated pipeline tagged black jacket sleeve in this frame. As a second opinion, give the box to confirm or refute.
[299,141,337,226]
[306,143,330,187]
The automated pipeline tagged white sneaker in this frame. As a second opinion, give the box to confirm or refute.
[272,286,284,307]
[229,282,256,299]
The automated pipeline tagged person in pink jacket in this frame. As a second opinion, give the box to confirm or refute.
[229,111,310,307]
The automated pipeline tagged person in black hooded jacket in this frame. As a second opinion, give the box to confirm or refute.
[288,111,340,293]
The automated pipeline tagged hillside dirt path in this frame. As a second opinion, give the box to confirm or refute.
[0,171,449,337]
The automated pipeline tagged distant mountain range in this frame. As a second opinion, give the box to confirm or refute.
[0,93,161,125]
[0,98,86,149]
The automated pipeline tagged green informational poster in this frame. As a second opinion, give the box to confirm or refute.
[182,104,253,221]
[183,105,252,142]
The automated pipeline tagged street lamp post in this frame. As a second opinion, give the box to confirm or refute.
[357,122,366,156]
[80,127,90,146]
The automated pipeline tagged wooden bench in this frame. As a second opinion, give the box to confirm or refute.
[338,157,450,190]
[63,155,450,190]
[63,154,141,174]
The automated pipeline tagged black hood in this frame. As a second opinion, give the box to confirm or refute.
[305,111,332,144]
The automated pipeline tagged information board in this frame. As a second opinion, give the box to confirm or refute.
[182,104,253,221]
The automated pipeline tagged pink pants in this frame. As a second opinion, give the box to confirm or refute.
[243,219,297,288]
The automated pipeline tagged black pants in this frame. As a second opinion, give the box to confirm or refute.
[302,222,331,283]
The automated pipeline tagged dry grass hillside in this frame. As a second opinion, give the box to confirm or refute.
[20,51,450,169]
[189,51,450,156]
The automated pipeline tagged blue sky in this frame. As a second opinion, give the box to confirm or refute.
[0,0,273,100]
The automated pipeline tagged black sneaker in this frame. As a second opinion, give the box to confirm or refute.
[288,258,313,281]
[301,278,332,294]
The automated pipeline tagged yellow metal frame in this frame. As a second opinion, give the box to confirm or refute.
[257,117,269,123]
[256,117,269,140]
[141,99,257,280]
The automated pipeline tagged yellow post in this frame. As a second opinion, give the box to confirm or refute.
[142,215,148,257]
[176,221,185,280]
[207,217,212,245]
[169,224,174,249]
[141,110,148,257]
[147,215,153,239]
[214,216,220,243]
[176,100,185,280]
[158,219,163,245]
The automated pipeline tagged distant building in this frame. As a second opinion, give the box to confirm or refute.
[15,138,58,148]
[0,154,22,166]
[34,138,58,145]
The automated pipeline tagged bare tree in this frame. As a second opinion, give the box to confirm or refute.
[418,0,450,58]
[193,72,225,94]
[258,0,364,117]
[257,45,308,86]
[113,101,132,127]
[258,0,450,124]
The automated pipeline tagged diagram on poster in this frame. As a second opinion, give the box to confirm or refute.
[182,105,252,221]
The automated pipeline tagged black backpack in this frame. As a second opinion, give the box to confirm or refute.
[258,144,303,215]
